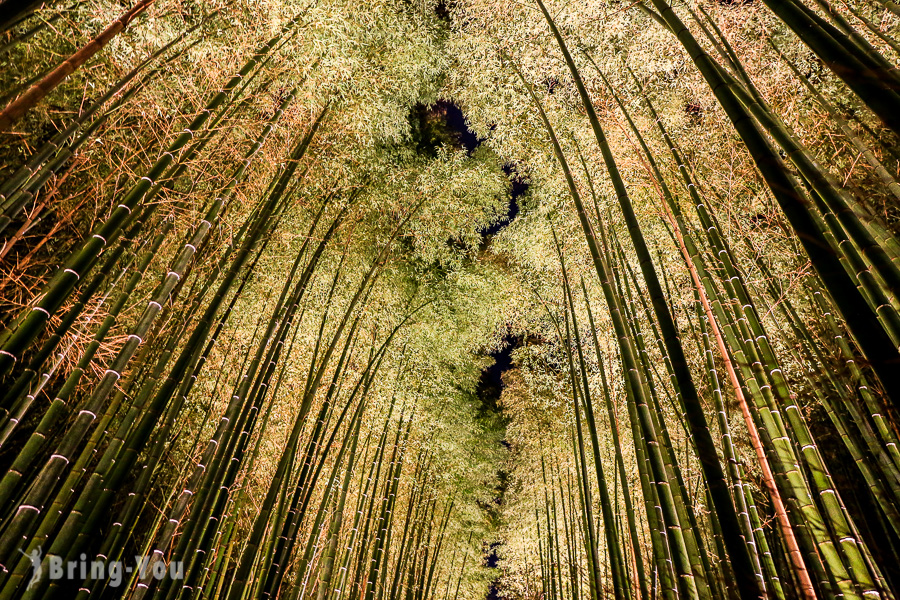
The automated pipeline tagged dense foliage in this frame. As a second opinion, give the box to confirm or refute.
[3,0,900,598]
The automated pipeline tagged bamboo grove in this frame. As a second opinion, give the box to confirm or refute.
[3,0,900,598]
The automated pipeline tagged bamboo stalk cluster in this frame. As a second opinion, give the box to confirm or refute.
[4,0,900,599]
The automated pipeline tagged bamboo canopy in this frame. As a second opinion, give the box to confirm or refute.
[3,0,900,598]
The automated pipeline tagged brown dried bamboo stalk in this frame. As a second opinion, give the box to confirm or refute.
[0,0,157,131]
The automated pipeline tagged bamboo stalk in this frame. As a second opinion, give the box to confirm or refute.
[0,0,158,131]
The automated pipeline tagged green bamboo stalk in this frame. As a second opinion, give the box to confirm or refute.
[0,11,311,378]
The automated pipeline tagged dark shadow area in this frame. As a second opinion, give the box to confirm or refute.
[475,335,520,600]
[406,100,527,250]
[434,0,451,22]
[408,100,481,157]
[485,541,503,600]
[475,336,515,417]
[481,165,525,238]
[810,402,900,595]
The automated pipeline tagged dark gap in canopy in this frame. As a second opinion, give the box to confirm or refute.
[434,0,451,23]
[476,335,519,600]
[477,336,515,414]
[481,165,525,237]
[442,100,480,153]
[485,539,503,600]
[407,100,523,241]
[408,100,481,157]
